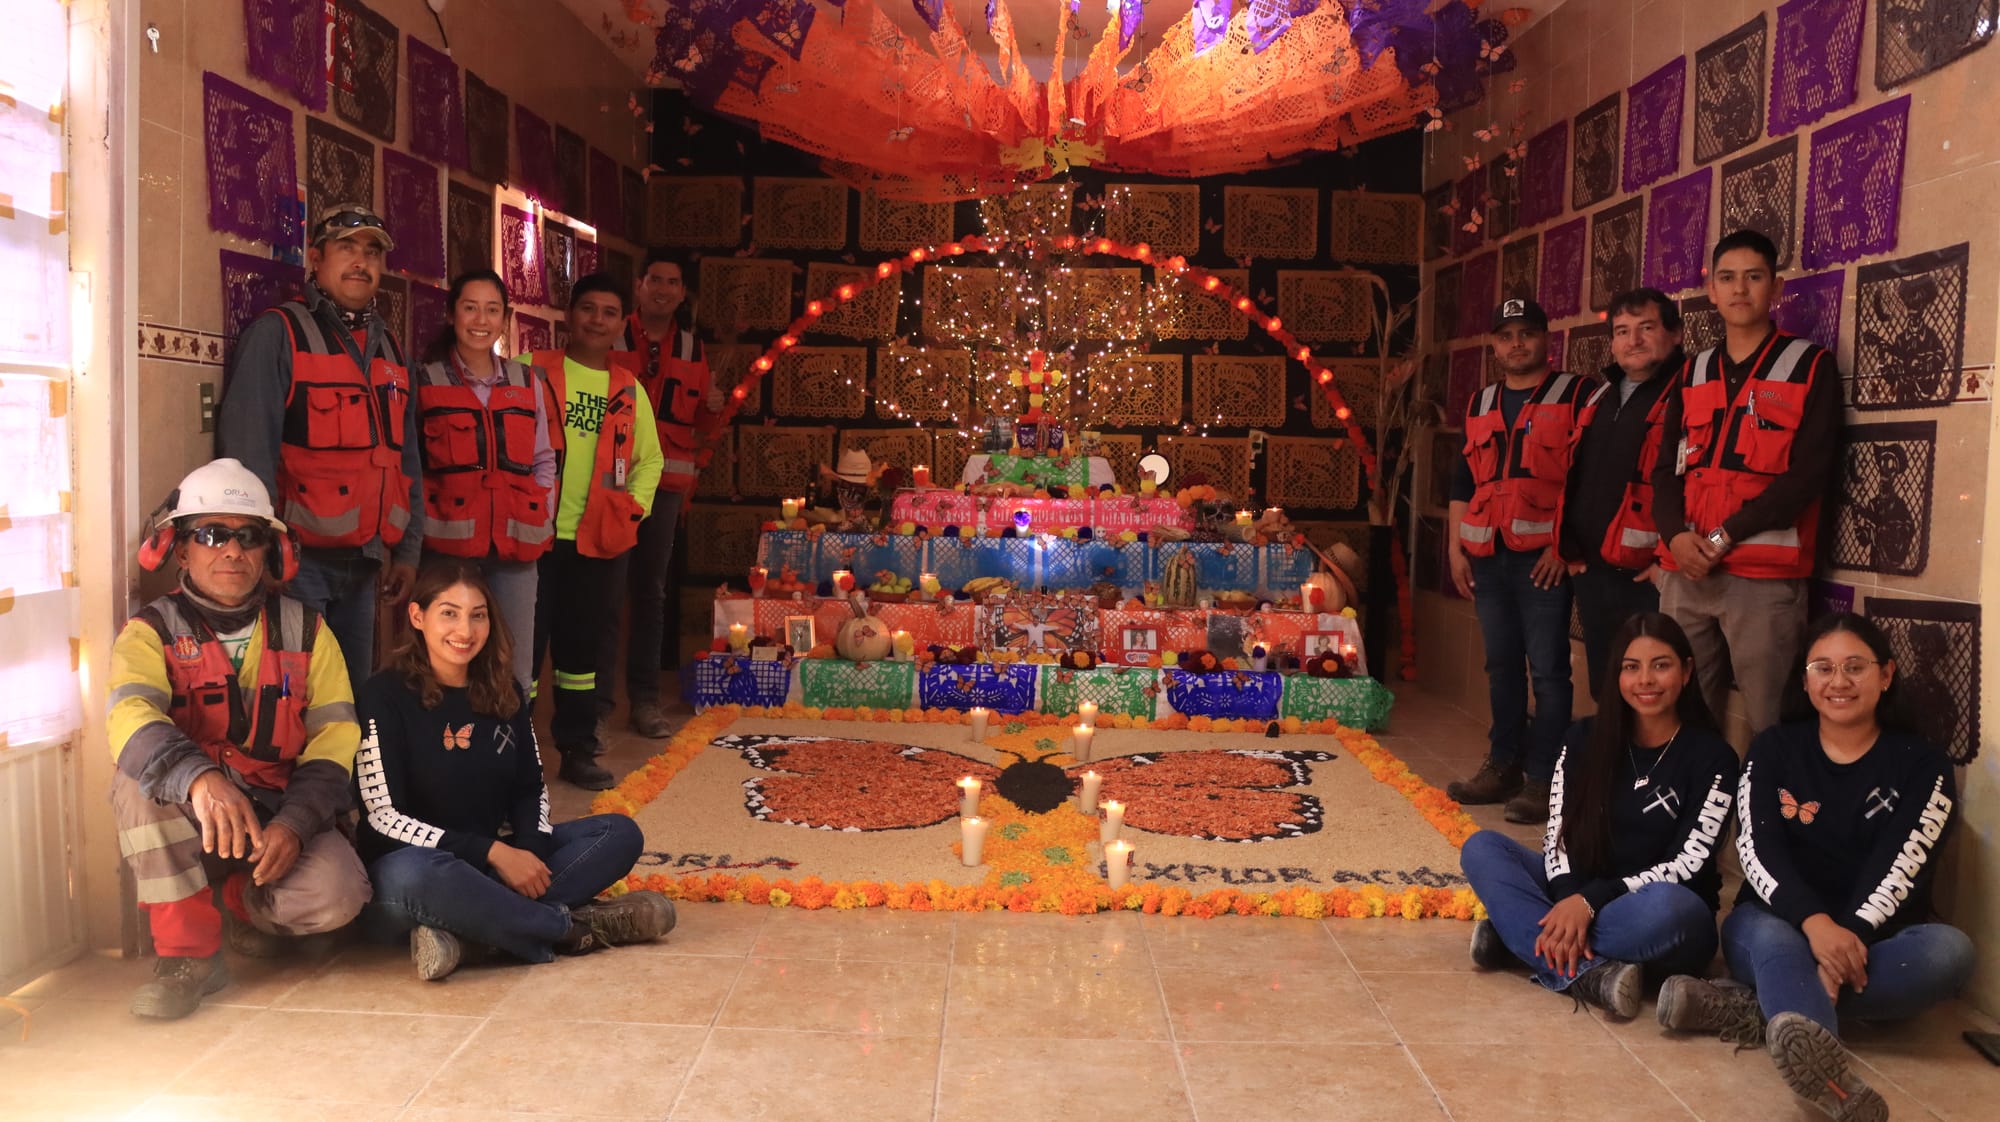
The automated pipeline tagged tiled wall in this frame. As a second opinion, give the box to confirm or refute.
[1415,0,2000,1013]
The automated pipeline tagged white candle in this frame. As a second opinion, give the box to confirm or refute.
[1235,509,1254,527]
[727,623,750,653]
[1076,770,1102,816]
[969,706,990,740]
[1300,583,1318,613]
[1078,701,1099,728]
[780,497,801,521]
[956,776,982,818]
[960,816,990,866]
[1072,724,1095,763]
[1105,840,1134,889]
[891,629,914,659]
[1099,799,1125,845]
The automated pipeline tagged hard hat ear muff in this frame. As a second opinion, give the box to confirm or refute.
[271,527,301,583]
[136,489,182,572]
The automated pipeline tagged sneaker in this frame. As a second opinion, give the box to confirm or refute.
[130,954,229,1020]
[1503,778,1553,824]
[411,926,462,982]
[223,910,285,959]
[1766,1012,1889,1122]
[1468,918,1513,970]
[1657,975,1767,1045]
[629,701,673,739]
[559,753,615,790]
[1446,760,1524,805]
[571,890,678,946]
[1569,959,1642,1019]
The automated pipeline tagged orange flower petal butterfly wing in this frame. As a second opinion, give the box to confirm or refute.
[720,735,1001,831]
[442,723,473,750]
[1075,749,1336,841]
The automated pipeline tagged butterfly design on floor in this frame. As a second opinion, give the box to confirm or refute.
[442,723,474,751]
[712,735,1336,842]
[1778,787,1820,824]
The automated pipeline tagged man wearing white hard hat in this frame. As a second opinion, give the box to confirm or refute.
[108,459,370,1020]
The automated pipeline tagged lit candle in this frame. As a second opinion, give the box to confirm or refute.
[727,623,750,653]
[1250,643,1269,672]
[1078,701,1099,728]
[1264,507,1282,522]
[892,629,914,659]
[832,569,855,593]
[1012,509,1032,531]
[1072,723,1095,762]
[960,815,990,866]
[912,464,932,487]
[919,571,941,596]
[969,706,990,740]
[1099,799,1125,844]
[956,776,982,818]
[1300,583,1320,612]
[780,497,801,521]
[748,565,768,595]
[1235,509,1254,527]
[1076,769,1102,815]
[1105,840,1134,889]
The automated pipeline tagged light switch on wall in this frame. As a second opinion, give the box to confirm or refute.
[198,382,215,433]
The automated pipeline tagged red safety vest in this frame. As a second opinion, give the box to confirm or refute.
[272,301,413,549]
[1666,334,1825,579]
[137,593,318,795]
[532,348,647,559]
[1578,374,1676,569]
[415,355,557,563]
[1458,371,1588,556]
[623,315,709,495]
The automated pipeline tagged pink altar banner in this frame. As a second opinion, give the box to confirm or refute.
[889,492,1193,533]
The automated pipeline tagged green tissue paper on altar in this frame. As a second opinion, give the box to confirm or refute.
[984,453,1089,488]
[798,659,918,709]
[1279,675,1396,731]
[1038,666,1160,719]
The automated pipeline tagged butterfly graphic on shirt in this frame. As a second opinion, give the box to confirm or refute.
[442,723,474,751]
[713,735,1335,842]
[1778,787,1820,824]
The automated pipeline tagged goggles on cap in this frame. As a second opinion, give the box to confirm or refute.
[313,209,389,242]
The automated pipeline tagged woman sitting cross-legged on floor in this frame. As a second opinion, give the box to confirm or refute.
[1657,612,1975,1122]
[1460,612,1739,1018]
[354,559,676,980]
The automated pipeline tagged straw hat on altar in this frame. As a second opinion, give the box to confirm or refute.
[823,448,883,485]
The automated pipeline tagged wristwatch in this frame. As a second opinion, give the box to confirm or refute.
[1706,527,1732,553]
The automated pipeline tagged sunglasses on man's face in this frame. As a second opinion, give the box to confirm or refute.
[187,524,274,550]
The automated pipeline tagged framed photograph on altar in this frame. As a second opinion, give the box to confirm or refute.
[784,616,817,654]
[1301,631,1346,658]
[1112,625,1161,666]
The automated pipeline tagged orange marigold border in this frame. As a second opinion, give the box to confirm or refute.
[593,704,1484,921]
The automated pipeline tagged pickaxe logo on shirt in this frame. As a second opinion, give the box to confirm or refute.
[1864,786,1899,819]
[1643,787,1681,817]
[494,724,516,756]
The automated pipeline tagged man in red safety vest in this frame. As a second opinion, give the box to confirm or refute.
[1650,230,1843,737]
[217,203,424,689]
[1446,299,1592,823]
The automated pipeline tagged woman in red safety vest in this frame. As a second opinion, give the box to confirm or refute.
[414,269,560,693]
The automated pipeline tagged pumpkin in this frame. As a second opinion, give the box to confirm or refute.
[1161,550,1199,608]
[835,614,895,661]
[1303,570,1348,614]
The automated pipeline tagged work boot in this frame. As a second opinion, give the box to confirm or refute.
[571,890,678,946]
[130,954,229,1020]
[629,701,673,738]
[1446,760,1524,805]
[1766,1012,1888,1122]
[1503,778,1553,823]
[1468,918,1513,970]
[1568,959,1642,1019]
[223,910,285,959]
[1657,976,1767,1045]
[411,926,462,982]
[559,751,615,790]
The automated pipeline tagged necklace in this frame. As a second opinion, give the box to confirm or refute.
[1629,726,1681,791]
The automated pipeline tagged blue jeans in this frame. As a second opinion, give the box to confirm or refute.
[1469,548,1574,781]
[360,814,645,963]
[1460,830,1718,992]
[289,551,382,689]
[1720,899,1976,1036]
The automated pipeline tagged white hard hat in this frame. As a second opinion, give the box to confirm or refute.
[156,458,287,532]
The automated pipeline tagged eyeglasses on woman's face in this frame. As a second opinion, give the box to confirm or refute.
[1804,657,1881,681]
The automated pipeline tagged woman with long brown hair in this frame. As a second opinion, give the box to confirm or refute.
[1459,612,1738,1018]
[353,559,675,980]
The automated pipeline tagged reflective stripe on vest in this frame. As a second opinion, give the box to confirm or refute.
[1675,335,1822,578]
[1458,371,1583,556]
[415,358,553,562]
[538,351,646,559]
[138,593,318,794]
[274,301,412,550]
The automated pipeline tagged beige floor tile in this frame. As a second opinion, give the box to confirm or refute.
[749,907,957,964]
[0,1092,147,1121]
[1410,1041,1696,1121]
[1139,914,1349,973]
[720,958,947,1036]
[131,1097,403,1121]
[1845,1006,2000,1122]
[274,944,525,1017]
[1361,971,1613,1045]
[624,901,770,958]
[412,1018,706,1117]
[946,961,1169,1041]
[951,910,1148,969]
[0,996,258,1096]
[934,1037,1193,1122]
[1179,1042,1449,1121]
[10,952,128,998]
[1158,966,1398,1044]
[1331,919,1478,973]
[164,1009,480,1104]
[493,949,739,1026]
[672,1029,941,1122]
[397,1112,648,1122]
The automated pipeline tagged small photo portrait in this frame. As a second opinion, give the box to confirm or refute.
[1122,626,1160,652]
[784,616,817,653]
[1301,631,1342,658]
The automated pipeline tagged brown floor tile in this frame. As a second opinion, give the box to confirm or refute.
[624,900,770,958]
[1361,971,1613,1045]
[1158,966,1398,1044]
[1179,1042,1449,1121]
[0,996,258,1096]
[413,1018,706,1117]
[1410,1041,1696,1120]
[1139,914,1349,973]
[132,1097,403,1121]
[1329,918,1479,973]
[950,910,1148,969]
[945,960,1169,1041]
[672,1029,942,1122]
[934,1037,1193,1122]
[274,944,525,1017]
[1844,1005,2000,1122]
[8,951,131,999]
[492,949,739,1026]
[163,1009,481,1104]
[750,907,956,964]
[720,958,947,1036]
[0,1092,148,1121]
[397,1111,649,1122]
